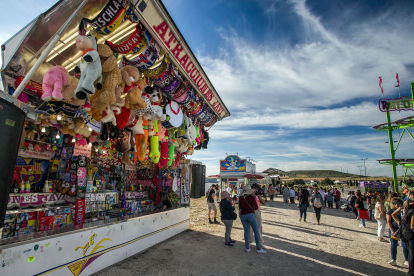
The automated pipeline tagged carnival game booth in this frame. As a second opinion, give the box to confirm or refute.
[359,181,390,194]
[0,0,229,275]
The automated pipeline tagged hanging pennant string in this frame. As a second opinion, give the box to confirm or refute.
[379,77,384,98]
[396,73,401,98]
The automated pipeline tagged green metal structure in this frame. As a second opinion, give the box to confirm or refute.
[374,83,414,190]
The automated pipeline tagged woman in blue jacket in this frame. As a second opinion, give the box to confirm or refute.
[220,190,236,247]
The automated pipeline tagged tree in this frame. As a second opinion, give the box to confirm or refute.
[321,177,333,186]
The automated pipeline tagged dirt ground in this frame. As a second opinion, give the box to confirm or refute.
[96,196,408,276]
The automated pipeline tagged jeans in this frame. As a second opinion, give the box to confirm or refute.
[389,229,409,261]
[314,207,322,224]
[327,201,333,208]
[299,204,308,221]
[222,219,233,243]
[240,213,261,249]
[368,209,373,221]
[377,219,386,238]
[249,210,264,245]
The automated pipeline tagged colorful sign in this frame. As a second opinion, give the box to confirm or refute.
[73,144,92,158]
[7,193,68,209]
[75,198,85,226]
[137,2,227,118]
[378,96,413,112]
[18,149,54,160]
[220,155,246,172]
[246,162,256,173]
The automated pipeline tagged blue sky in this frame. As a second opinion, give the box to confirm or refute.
[2,0,414,178]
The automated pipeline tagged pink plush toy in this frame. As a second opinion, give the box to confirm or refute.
[42,66,68,101]
[159,141,169,167]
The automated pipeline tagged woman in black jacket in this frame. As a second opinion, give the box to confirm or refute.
[220,190,236,247]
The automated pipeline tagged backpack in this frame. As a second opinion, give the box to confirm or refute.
[394,209,414,240]
[314,195,322,208]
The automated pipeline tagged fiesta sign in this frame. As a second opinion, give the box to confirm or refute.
[151,21,226,117]
[220,155,246,172]
[378,96,413,112]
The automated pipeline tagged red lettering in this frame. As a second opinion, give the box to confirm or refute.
[196,77,204,88]
[186,61,194,73]
[153,21,169,41]
[200,83,209,93]
[190,68,198,79]
[193,72,201,83]
[178,54,189,68]
[172,43,184,58]
[205,90,213,101]
[165,31,177,48]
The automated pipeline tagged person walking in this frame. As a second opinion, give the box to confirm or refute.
[375,194,387,242]
[401,194,414,273]
[239,185,266,253]
[220,190,236,247]
[298,187,310,222]
[310,187,326,225]
[349,191,359,219]
[289,187,295,205]
[206,185,220,224]
[334,188,341,209]
[326,190,334,209]
[268,184,275,207]
[387,198,408,266]
[355,190,369,228]
[283,185,289,205]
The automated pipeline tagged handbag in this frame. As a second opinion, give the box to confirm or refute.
[221,201,237,220]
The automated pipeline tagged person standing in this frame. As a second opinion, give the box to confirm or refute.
[220,191,236,247]
[387,198,408,266]
[227,184,232,194]
[249,190,265,248]
[326,190,334,209]
[206,185,220,224]
[334,188,341,209]
[355,191,369,228]
[319,189,326,205]
[215,184,220,203]
[367,193,375,221]
[375,194,387,242]
[283,185,289,205]
[232,186,237,207]
[349,191,359,219]
[237,183,244,199]
[401,194,414,273]
[289,187,295,205]
[298,187,310,222]
[268,184,275,207]
[239,185,266,253]
[311,187,326,225]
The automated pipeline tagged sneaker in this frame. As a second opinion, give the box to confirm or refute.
[404,261,409,266]
[229,240,236,244]
[257,248,267,253]
[246,248,250,253]
[299,217,302,222]
[209,220,213,224]
[224,243,233,248]
[388,260,396,266]
[359,224,364,228]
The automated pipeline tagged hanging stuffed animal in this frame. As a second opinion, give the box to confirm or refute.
[120,66,147,110]
[167,130,175,166]
[146,91,166,121]
[136,119,148,162]
[149,120,160,164]
[126,113,144,135]
[90,44,122,110]
[41,66,69,101]
[73,34,102,100]
[135,86,157,119]
[159,140,169,167]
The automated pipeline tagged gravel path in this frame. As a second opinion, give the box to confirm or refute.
[95,196,407,276]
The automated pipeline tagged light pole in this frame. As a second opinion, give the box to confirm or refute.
[357,166,363,184]
[361,158,368,182]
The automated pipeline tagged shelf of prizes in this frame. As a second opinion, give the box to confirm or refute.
[1,137,190,246]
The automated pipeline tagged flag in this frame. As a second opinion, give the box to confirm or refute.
[396,73,400,87]
[379,77,384,94]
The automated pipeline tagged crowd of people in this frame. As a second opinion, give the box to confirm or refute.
[205,183,414,275]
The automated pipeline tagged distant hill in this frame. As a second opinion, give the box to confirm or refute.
[287,170,359,179]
